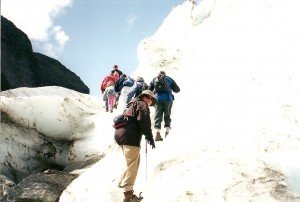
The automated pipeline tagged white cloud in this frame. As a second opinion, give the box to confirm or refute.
[32,26,69,58]
[127,13,137,26]
[1,0,72,58]
[53,26,69,47]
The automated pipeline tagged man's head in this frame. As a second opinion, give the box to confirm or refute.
[136,76,144,82]
[158,71,166,79]
[138,90,157,106]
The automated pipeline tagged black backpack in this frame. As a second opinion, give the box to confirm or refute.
[154,76,168,93]
[134,82,149,97]
[141,82,149,91]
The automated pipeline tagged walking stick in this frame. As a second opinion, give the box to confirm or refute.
[145,139,148,181]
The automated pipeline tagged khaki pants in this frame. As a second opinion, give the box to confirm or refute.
[120,145,140,192]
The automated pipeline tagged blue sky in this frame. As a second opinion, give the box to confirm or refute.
[2,0,186,97]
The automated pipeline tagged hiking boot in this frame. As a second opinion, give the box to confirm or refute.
[155,132,163,141]
[105,108,108,112]
[123,190,143,202]
[165,131,169,138]
[165,127,170,138]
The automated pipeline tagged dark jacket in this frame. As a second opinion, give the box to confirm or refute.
[114,75,134,93]
[114,98,154,147]
[149,75,180,101]
[114,74,127,93]
[112,69,123,77]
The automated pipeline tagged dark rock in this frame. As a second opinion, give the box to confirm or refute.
[1,16,40,89]
[0,170,78,202]
[34,53,89,94]
[1,16,90,94]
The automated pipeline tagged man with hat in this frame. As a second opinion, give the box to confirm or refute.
[114,90,156,202]
[149,71,180,141]
[111,64,123,78]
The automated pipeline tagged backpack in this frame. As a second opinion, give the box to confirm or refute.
[113,114,129,129]
[135,82,149,97]
[107,87,116,96]
[141,82,149,91]
[154,76,168,93]
[123,76,134,87]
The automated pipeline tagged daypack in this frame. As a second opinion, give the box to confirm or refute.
[113,114,129,129]
[154,76,168,93]
[107,87,116,96]
[123,76,134,87]
[141,82,149,91]
[112,101,135,129]
[135,82,149,97]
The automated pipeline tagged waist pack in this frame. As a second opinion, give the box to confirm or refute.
[113,114,129,129]
[113,101,136,129]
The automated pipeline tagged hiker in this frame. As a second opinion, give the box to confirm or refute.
[115,74,134,108]
[100,70,118,94]
[111,64,123,78]
[114,90,156,202]
[116,76,135,109]
[149,71,180,141]
[126,76,149,104]
[103,81,117,112]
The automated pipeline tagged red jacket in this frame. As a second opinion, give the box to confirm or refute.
[100,74,117,93]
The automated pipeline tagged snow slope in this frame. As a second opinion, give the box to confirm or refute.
[60,0,300,201]
[1,0,299,201]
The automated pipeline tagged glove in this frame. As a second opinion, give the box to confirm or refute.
[147,138,155,149]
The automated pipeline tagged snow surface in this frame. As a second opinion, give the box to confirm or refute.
[1,0,300,201]
[60,0,300,201]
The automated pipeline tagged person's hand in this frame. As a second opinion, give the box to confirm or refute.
[148,138,155,149]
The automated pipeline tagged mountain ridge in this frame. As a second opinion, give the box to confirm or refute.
[1,16,89,94]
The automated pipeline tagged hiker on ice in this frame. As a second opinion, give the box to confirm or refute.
[103,81,117,113]
[149,71,180,141]
[114,90,156,202]
[100,70,118,94]
[115,74,134,108]
[100,71,117,110]
[125,76,149,104]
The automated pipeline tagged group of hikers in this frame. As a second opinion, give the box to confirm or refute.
[100,65,180,202]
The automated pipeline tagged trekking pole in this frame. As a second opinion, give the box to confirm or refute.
[145,139,148,181]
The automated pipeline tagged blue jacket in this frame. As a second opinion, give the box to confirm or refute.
[114,75,127,93]
[149,75,180,101]
[114,75,134,93]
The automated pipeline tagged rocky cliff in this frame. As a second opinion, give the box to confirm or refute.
[1,16,89,94]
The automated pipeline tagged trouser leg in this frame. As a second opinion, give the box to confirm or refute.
[154,102,163,129]
[163,101,173,128]
[120,145,141,192]
[108,95,116,111]
[104,97,108,111]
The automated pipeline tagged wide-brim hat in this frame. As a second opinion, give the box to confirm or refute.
[138,90,157,106]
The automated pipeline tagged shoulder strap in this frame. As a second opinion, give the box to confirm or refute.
[123,100,136,117]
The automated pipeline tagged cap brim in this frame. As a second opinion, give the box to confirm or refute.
[138,93,157,106]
